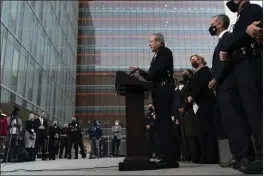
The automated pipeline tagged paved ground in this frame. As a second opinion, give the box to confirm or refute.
[0,157,256,175]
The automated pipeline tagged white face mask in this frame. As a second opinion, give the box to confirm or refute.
[115,123,118,125]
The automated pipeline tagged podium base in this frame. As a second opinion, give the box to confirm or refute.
[118,157,157,171]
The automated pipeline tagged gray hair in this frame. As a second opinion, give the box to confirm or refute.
[213,14,230,29]
[152,33,165,45]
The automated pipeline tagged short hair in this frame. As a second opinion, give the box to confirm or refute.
[190,54,207,66]
[213,14,230,29]
[152,33,165,45]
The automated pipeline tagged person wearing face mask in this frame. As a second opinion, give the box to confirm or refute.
[178,70,201,163]
[111,120,122,157]
[208,14,255,169]
[34,111,49,160]
[48,121,60,160]
[67,117,82,159]
[219,1,263,174]
[188,54,219,164]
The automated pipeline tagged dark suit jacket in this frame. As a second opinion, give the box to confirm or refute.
[212,32,236,90]
[34,118,49,136]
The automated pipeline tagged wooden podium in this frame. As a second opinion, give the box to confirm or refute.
[115,71,157,171]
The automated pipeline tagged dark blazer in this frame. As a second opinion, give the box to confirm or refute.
[34,118,49,136]
[212,31,236,90]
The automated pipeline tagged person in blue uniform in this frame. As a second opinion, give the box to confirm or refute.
[208,14,254,169]
[132,33,179,168]
[219,0,263,174]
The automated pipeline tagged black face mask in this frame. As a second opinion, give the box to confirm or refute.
[149,107,154,112]
[226,0,239,13]
[183,75,189,81]
[208,26,217,36]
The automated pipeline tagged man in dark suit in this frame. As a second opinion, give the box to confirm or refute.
[132,33,179,168]
[219,1,263,173]
[34,111,49,160]
[208,14,254,169]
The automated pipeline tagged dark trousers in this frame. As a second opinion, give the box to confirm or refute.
[90,138,102,157]
[146,129,159,157]
[59,138,68,158]
[68,135,79,158]
[35,134,47,159]
[48,138,59,159]
[216,88,254,161]
[4,134,19,162]
[112,136,121,156]
[25,147,35,160]
[152,84,178,163]
[234,58,263,160]
[196,100,219,164]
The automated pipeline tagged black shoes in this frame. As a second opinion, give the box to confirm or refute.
[156,159,179,169]
[239,160,263,174]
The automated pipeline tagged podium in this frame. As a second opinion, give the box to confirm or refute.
[115,71,156,171]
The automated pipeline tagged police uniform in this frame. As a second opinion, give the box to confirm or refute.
[141,45,179,167]
[223,1,263,173]
[67,121,82,159]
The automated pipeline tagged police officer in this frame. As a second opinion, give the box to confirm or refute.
[219,0,263,174]
[59,124,68,159]
[48,121,60,160]
[208,14,254,168]
[67,117,82,159]
[133,33,179,168]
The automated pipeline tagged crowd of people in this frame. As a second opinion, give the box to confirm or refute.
[0,106,125,163]
[0,107,87,162]
[138,0,263,173]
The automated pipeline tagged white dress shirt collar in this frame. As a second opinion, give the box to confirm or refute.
[218,30,228,39]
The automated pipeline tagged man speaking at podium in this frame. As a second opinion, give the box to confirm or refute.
[130,33,179,169]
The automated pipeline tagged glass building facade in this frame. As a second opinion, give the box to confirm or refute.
[76,1,225,128]
[0,1,78,125]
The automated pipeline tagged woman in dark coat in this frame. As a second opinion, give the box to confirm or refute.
[188,54,219,164]
[178,70,201,163]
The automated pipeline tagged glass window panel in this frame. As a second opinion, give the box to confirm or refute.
[9,1,18,34]
[32,62,40,104]
[11,47,20,92]
[2,38,14,88]
[26,56,34,101]
[1,1,11,26]
[22,3,32,49]
[17,51,26,96]
[1,88,10,102]
[1,35,7,83]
